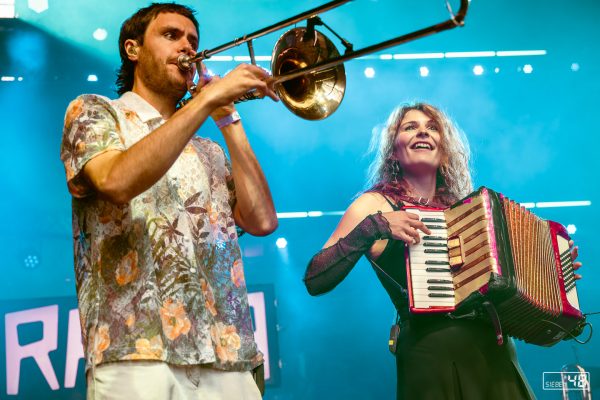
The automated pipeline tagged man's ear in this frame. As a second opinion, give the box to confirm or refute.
[124,39,139,60]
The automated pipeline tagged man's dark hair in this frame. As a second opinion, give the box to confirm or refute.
[116,3,199,95]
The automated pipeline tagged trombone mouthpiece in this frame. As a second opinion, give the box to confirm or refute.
[177,54,192,71]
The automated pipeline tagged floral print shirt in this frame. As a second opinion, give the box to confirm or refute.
[60,92,262,372]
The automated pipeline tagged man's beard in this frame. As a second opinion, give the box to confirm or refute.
[139,53,188,101]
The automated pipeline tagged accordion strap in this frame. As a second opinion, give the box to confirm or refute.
[482,301,504,345]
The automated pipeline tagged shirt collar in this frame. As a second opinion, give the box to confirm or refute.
[118,91,164,123]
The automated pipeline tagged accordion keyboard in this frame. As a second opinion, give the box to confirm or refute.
[557,235,581,311]
[406,208,455,309]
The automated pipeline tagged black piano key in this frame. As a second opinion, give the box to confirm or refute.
[563,264,574,274]
[425,260,450,265]
[426,267,451,273]
[560,249,571,259]
[425,224,445,230]
[424,249,448,254]
[421,217,445,223]
[564,276,576,287]
[428,285,454,291]
[427,279,453,284]
[428,293,454,298]
[423,242,447,248]
[422,235,446,241]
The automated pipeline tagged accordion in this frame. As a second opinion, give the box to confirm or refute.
[404,187,585,346]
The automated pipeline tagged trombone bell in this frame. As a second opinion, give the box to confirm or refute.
[272,28,346,120]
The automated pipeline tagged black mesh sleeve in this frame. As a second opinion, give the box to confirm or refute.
[304,212,392,296]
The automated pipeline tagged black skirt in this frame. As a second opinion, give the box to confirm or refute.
[395,315,535,400]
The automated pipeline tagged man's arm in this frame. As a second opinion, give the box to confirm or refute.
[83,97,212,204]
[221,121,278,236]
[83,64,277,205]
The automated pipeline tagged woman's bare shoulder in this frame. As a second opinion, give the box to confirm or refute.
[347,191,395,215]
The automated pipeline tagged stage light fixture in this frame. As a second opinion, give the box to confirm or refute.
[523,64,533,74]
[1,76,15,81]
[275,238,288,249]
[419,66,429,77]
[445,51,494,58]
[364,67,375,78]
[0,0,15,18]
[93,28,108,41]
[277,212,308,219]
[393,53,443,60]
[567,224,577,235]
[23,254,39,269]
[27,0,48,13]
[494,67,500,73]
[536,201,591,208]
[571,63,580,72]
[473,65,484,75]
[87,74,98,82]
[496,50,546,57]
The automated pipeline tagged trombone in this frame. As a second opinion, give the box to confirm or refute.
[178,0,470,120]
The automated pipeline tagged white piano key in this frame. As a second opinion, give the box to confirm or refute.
[566,288,581,310]
[408,254,451,262]
[413,298,455,307]
[406,209,456,309]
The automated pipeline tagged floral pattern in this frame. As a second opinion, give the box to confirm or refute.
[231,259,245,288]
[160,298,192,341]
[121,335,164,361]
[92,324,111,364]
[211,322,242,363]
[60,92,262,372]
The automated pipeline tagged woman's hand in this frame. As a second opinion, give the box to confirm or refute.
[381,210,431,244]
[569,240,583,280]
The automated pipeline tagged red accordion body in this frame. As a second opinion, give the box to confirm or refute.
[403,187,584,346]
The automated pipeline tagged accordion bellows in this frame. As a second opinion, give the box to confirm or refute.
[405,187,585,346]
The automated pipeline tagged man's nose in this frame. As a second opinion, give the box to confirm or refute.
[178,40,195,55]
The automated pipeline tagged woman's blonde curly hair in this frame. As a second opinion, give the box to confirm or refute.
[366,102,473,206]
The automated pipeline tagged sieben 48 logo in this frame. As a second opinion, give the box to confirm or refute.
[543,371,590,392]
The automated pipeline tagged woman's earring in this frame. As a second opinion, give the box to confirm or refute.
[388,159,402,182]
[439,164,449,180]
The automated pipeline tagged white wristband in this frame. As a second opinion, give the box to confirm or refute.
[215,111,241,128]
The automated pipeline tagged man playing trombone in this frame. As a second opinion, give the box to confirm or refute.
[60,3,278,399]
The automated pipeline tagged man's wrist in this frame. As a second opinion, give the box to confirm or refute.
[214,111,241,128]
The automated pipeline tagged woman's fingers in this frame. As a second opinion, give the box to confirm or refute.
[408,227,421,244]
[413,220,432,235]
[385,210,432,243]
[571,245,579,261]
[398,227,420,244]
[404,216,431,235]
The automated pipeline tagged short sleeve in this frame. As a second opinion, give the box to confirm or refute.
[60,95,126,198]
[223,152,237,210]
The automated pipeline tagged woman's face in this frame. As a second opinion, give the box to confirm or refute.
[392,109,443,176]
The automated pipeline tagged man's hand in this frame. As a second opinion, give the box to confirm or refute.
[191,63,278,120]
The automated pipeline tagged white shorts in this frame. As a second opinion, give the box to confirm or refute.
[87,361,262,400]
